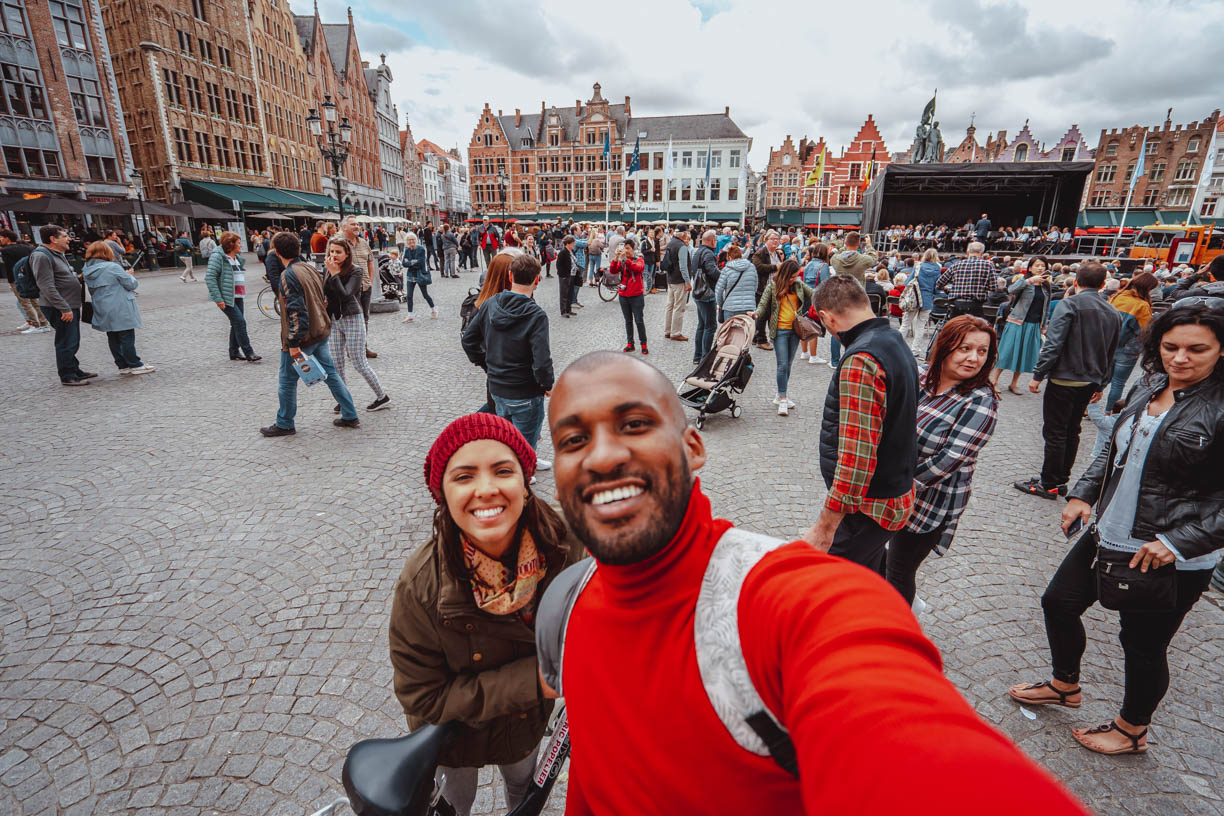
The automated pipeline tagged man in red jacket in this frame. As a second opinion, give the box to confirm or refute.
[545,351,1088,816]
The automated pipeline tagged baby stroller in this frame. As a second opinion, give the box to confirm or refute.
[677,314,755,430]
[376,254,405,302]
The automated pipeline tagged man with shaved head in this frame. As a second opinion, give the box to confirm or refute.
[537,352,1087,815]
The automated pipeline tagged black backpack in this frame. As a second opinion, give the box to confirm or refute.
[13,253,38,300]
[459,287,481,333]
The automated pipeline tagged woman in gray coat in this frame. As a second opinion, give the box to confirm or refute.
[82,242,154,375]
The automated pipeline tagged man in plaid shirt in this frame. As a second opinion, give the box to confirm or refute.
[936,241,995,309]
[805,277,918,572]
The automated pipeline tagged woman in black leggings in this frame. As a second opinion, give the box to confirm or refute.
[885,315,999,605]
[1009,301,1224,755]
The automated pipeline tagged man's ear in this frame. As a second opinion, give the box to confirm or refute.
[682,424,707,474]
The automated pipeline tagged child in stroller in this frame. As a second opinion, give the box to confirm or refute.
[677,314,755,430]
[378,250,406,303]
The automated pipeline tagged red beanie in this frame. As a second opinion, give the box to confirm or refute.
[424,413,537,503]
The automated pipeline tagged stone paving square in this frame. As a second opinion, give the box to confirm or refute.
[0,265,1220,815]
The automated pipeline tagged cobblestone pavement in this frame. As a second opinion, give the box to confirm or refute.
[1,262,1220,816]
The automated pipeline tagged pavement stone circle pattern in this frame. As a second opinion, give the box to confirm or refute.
[0,259,1220,816]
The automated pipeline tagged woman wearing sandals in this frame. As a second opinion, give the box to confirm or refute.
[1009,301,1224,755]
[991,256,1051,394]
[389,414,580,816]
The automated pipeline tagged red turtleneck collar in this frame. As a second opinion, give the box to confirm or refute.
[594,478,733,604]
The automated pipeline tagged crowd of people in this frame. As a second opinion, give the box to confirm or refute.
[6,207,1222,814]
[881,213,1080,255]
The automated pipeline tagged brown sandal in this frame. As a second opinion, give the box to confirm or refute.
[1072,722,1148,754]
[1007,680,1082,708]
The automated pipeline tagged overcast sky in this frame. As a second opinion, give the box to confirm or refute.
[289,0,1224,169]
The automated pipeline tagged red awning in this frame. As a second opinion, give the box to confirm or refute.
[1075,227,1135,236]
[804,224,860,230]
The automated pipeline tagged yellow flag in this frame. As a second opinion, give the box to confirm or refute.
[805,147,826,187]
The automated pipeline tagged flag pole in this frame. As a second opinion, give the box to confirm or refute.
[1113,184,1134,257]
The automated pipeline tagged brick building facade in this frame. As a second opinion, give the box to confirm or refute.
[401,119,424,221]
[0,0,132,214]
[930,120,1095,165]
[763,116,889,226]
[466,83,749,222]
[293,8,382,214]
[249,0,320,194]
[365,55,404,218]
[101,0,272,205]
[1083,109,1221,224]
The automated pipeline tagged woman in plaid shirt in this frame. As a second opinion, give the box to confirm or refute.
[886,315,1001,604]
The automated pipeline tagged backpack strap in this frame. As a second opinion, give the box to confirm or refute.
[535,557,598,697]
[695,527,797,776]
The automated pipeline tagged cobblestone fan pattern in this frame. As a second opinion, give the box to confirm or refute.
[1,265,1220,815]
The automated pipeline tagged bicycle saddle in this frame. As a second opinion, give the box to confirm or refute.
[342,722,458,816]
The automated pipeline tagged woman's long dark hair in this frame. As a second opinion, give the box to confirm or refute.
[1126,272,1159,303]
[923,315,999,397]
[773,258,801,293]
[326,238,354,277]
[433,484,569,590]
[1140,301,1224,378]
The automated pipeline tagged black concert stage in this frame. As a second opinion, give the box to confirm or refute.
[861,162,1094,234]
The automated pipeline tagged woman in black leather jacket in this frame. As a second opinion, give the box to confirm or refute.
[1009,300,1224,755]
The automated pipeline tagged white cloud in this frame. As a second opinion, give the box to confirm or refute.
[291,0,1224,169]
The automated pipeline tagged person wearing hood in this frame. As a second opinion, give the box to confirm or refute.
[462,253,555,471]
[713,246,757,321]
[82,241,154,375]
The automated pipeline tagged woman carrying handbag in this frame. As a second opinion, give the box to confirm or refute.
[754,258,814,416]
[1009,300,1224,755]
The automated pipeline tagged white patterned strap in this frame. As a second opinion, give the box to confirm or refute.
[535,558,598,697]
[694,526,789,758]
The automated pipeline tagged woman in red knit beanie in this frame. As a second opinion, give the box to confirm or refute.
[388,413,578,816]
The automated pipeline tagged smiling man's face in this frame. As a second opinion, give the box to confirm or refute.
[548,356,705,565]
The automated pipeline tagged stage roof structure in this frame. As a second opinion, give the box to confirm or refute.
[861,162,1094,235]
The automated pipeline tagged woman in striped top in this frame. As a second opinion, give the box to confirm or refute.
[885,315,1000,605]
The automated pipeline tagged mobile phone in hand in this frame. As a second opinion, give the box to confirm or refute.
[1065,517,1084,538]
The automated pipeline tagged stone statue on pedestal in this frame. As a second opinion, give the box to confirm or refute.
[911,94,940,164]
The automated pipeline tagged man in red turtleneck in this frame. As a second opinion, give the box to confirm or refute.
[544,351,1088,816]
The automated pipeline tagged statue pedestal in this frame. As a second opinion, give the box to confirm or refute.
[370,299,401,314]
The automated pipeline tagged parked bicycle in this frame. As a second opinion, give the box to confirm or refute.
[309,707,570,816]
[597,271,620,303]
[257,275,281,320]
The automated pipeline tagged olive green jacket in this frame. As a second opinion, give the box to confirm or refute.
[756,279,815,340]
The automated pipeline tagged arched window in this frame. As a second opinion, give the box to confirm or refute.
[1014,143,1028,162]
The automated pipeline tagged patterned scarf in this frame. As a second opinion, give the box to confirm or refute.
[463,531,547,616]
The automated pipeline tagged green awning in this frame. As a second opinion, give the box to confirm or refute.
[766,208,861,226]
[182,180,338,212]
[1080,209,1160,228]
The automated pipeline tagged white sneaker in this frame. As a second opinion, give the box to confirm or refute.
[529,475,537,485]
[118,368,132,375]
[811,355,827,364]
[799,351,809,360]
[536,458,552,471]
[826,361,836,369]
[38,326,51,333]
[129,365,156,375]
[912,595,929,615]
[778,401,789,416]
[20,325,40,334]
[16,322,32,331]
[401,313,414,323]
[430,308,438,319]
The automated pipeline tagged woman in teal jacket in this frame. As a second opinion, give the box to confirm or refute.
[82,242,154,374]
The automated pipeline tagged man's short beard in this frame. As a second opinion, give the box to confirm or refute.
[561,457,692,566]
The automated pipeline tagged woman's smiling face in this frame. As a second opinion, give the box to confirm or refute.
[442,440,526,557]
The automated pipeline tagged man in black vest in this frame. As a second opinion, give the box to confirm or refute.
[803,276,918,573]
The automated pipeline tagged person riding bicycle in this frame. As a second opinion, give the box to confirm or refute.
[537,351,1088,815]
[389,414,581,816]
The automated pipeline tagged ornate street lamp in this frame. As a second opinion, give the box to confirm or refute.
[129,169,154,270]
[308,94,351,219]
[497,168,508,233]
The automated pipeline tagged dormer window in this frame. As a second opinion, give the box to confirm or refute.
[782,154,791,165]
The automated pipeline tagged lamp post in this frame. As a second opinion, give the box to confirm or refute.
[497,168,508,236]
[129,169,155,270]
[307,94,353,221]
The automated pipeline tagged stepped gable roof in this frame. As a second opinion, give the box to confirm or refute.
[321,23,351,73]
[499,103,629,149]
[626,113,746,142]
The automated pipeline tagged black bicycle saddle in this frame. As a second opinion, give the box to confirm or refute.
[342,722,458,816]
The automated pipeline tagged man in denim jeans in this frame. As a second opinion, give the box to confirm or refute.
[462,253,555,474]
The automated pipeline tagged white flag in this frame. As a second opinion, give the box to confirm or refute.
[1189,129,1218,219]
[664,137,673,182]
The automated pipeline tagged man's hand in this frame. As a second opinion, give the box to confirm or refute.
[1089,391,1103,404]
[685,283,692,292]
[61,311,74,323]
[289,347,301,359]
[1061,498,1092,536]
[801,509,844,553]
[216,301,227,311]
[539,666,560,700]
[1029,379,1042,394]
[1130,540,1176,572]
